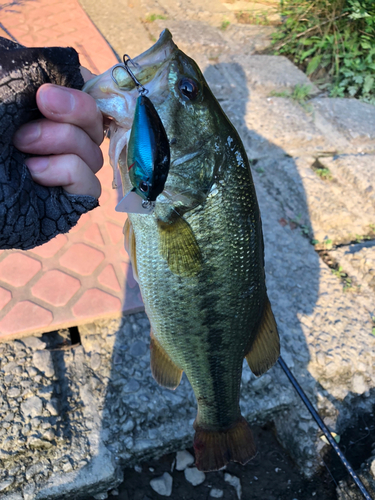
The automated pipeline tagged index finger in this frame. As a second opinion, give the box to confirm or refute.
[36,84,104,146]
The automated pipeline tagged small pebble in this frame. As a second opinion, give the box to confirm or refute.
[175,450,194,471]
[22,337,46,350]
[46,400,59,416]
[150,472,173,497]
[123,379,140,393]
[129,340,147,357]
[134,465,142,473]
[210,488,224,498]
[90,353,102,371]
[122,419,135,433]
[184,467,205,486]
[62,462,73,473]
[32,350,55,378]
[20,396,43,418]
[0,478,14,492]
[93,493,108,500]
[224,473,242,500]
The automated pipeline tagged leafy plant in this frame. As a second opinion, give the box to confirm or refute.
[272,0,375,104]
[324,238,333,249]
[311,158,333,180]
[331,265,352,290]
[314,167,332,180]
[221,20,231,30]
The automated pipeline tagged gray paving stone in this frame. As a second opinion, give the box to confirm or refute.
[233,54,319,94]
[312,97,375,146]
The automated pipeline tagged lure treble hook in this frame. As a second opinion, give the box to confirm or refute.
[111,54,149,96]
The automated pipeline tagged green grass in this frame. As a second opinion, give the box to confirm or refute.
[144,13,167,23]
[270,83,314,111]
[272,0,375,104]
[235,11,271,25]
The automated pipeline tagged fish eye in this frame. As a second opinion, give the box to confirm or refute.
[178,78,199,100]
[139,181,149,193]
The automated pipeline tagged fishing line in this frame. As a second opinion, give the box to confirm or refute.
[0,23,19,44]
[278,356,373,500]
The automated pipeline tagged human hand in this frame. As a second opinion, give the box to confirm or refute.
[13,68,104,199]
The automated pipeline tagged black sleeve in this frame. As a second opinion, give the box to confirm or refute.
[0,37,99,250]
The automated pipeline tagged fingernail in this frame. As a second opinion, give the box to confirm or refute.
[27,157,50,174]
[14,123,41,146]
[39,85,75,114]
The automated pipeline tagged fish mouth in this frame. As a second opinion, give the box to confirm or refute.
[82,29,178,97]
[109,29,177,91]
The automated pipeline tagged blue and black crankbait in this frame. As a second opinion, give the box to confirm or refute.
[112,55,170,212]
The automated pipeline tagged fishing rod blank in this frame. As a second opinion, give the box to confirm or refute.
[278,356,373,500]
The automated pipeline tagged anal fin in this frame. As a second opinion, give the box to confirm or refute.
[157,215,202,278]
[245,296,280,376]
[123,217,139,283]
[150,330,183,390]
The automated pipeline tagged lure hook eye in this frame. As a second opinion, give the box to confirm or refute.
[139,181,150,193]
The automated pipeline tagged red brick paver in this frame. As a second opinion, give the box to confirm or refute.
[0,0,143,340]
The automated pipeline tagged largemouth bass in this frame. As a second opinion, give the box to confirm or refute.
[85,29,280,471]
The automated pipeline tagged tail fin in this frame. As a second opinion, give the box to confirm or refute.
[193,417,256,471]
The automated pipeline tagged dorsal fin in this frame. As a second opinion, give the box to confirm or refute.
[157,215,202,277]
[123,217,139,283]
[150,329,183,390]
[245,296,280,376]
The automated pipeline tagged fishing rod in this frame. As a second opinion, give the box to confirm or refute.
[278,356,373,500]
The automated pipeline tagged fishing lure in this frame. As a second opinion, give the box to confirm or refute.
[112,55,170,213]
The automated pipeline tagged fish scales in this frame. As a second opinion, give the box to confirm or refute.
[85,29,280,471]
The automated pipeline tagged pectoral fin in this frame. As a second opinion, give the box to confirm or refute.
[245,296,280,376]
[157,215,202,277]
[123,217,139,283]
[150,330,183,390]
